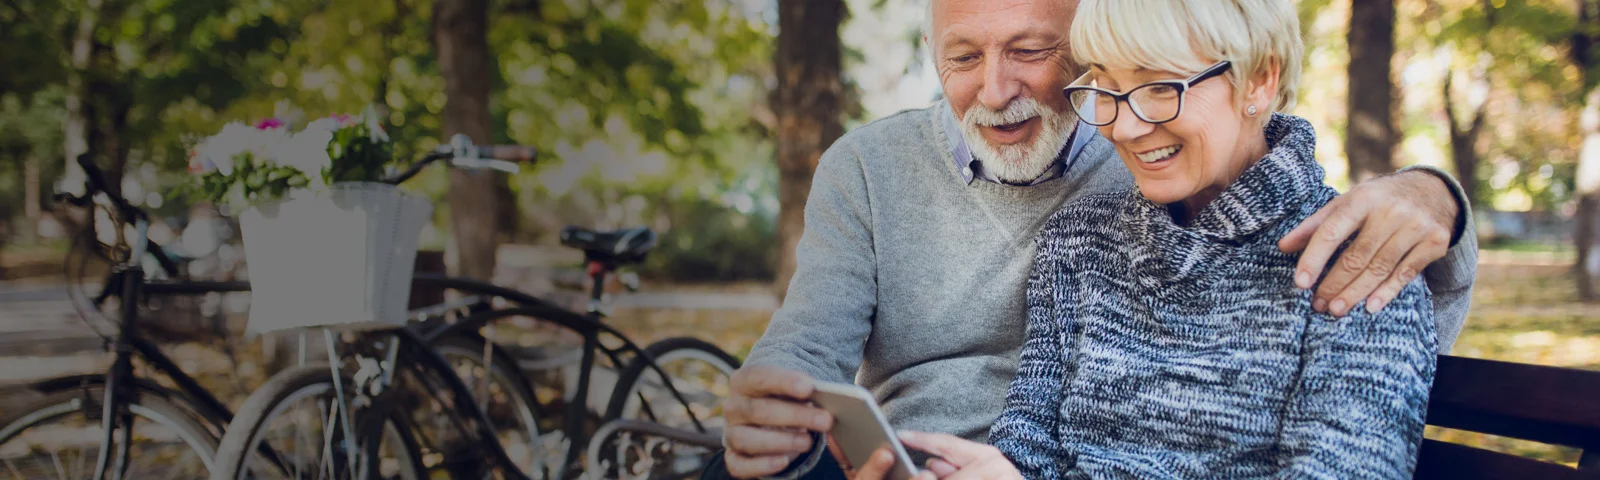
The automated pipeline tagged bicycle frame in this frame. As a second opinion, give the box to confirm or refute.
[89,218,145,480]
[57,152,257,480]
[410,271,716,478]
[85,252,259,480]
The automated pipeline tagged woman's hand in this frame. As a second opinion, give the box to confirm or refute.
[890,430,1022,480]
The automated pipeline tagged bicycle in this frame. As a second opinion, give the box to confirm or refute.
[207,136,743,480]
[0,154,253,480]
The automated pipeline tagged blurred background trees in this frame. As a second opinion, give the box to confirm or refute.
[5,0,1600,465]
[3,0,1600,302]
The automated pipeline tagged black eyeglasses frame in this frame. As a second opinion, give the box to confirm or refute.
[1062,60,1234,126]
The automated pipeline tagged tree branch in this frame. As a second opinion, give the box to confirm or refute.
[2,0,74,61]
[1442,68,1462,137]
[501,0,543,18]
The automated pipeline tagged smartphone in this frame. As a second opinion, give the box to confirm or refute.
[810,381,919,480]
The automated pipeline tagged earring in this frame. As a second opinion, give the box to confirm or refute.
[1246,105,1259,116]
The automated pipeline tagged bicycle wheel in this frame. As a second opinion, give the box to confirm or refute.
[427,332,559,478]
[594,337,741,479]
[208,365,423,480]
[0,384,218,479]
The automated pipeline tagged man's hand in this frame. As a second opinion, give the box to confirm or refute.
[896,431,1020,480]
[723,366,834,479]
[1279,170,1458,316]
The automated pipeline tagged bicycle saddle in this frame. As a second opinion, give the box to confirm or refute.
[559,226,657,265]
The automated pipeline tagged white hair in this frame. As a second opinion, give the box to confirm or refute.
[1070,0,1302,112]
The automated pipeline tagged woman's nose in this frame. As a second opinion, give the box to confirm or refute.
[1109,102,1154,143]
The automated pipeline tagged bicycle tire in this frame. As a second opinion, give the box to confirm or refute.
[427,332,558,478]
[0,383,219,479]
[208,365,424,480]
[603,337,742,423]
[592,338,740,479]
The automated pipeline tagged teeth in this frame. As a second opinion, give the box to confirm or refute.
[1136,146,1180,163]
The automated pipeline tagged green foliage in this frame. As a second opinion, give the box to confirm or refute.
[324,118,396,183]
[1393,0,1581,211]
[184,158,310,207]
[2,0,785,279]
[640,197,777,282]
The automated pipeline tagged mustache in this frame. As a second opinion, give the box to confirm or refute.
[963,97,1045,127]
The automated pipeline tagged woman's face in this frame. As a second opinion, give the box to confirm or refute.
[1091,64,1267,210]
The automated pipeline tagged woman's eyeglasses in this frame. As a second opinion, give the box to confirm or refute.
[1063,61,1232,126]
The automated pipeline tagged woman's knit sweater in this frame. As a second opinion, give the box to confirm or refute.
[990,114,1437,479]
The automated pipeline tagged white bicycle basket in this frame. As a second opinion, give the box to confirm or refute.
[238,182,432,334]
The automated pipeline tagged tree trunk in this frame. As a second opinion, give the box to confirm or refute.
[1573,0,1600,301]
[1575,86,1600,301]
[24,154,40,224]
[1447,126,1482,208]
[90,88,133,197]
[1442,69,1488,208]
[58,0,105,252]
[772,0,847,301]
[434,0,508,280]
[60,0,101,198]
[1345,0,1398,184]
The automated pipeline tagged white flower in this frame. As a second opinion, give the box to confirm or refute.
[196,122,256,175]
[305,117,341,135]
[250,127,290,164]
[279,127,334,180]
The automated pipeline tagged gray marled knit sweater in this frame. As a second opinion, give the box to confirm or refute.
[991,114,1437,479]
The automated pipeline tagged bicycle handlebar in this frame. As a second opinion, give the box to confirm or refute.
[65,154,181,277]
[478,145,538,162]
[384,135,537,185]
[75,155,145,222]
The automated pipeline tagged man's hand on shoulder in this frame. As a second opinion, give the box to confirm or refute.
[724,365,835,479]
[1279,170,1458,317]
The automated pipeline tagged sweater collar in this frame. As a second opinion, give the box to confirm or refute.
[1127,113,1324,243]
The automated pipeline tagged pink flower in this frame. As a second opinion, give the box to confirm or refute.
[255,118,285,130]
[331,113,357,127]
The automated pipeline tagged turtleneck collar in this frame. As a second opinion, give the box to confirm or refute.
[1118,113,1326,298]
[1127,113,1324,242]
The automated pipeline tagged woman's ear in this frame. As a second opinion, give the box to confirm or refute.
[1248,57,1283,111]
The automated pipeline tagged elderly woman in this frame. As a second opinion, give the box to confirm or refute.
[853,0,1438,478]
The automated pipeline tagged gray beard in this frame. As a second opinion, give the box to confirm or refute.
[959,100,1074,184]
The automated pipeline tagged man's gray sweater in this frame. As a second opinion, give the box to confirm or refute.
[742,100,1477,472]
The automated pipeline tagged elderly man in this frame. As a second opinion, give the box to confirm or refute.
[710,0,1478,478]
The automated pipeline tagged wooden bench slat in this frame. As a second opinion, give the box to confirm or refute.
[1426,355,1600,449]
[1415,440,1600,480]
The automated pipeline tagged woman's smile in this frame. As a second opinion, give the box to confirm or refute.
[1132,144,1182,164]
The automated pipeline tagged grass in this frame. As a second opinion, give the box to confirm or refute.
[1482,238,1574,254]
[0,240,71,281]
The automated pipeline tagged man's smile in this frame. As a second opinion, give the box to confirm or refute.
[980,116,1040,145]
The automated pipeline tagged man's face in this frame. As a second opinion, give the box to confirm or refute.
[929,0,1082,182]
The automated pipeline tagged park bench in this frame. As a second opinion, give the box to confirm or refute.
[1414,355,1600,479]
